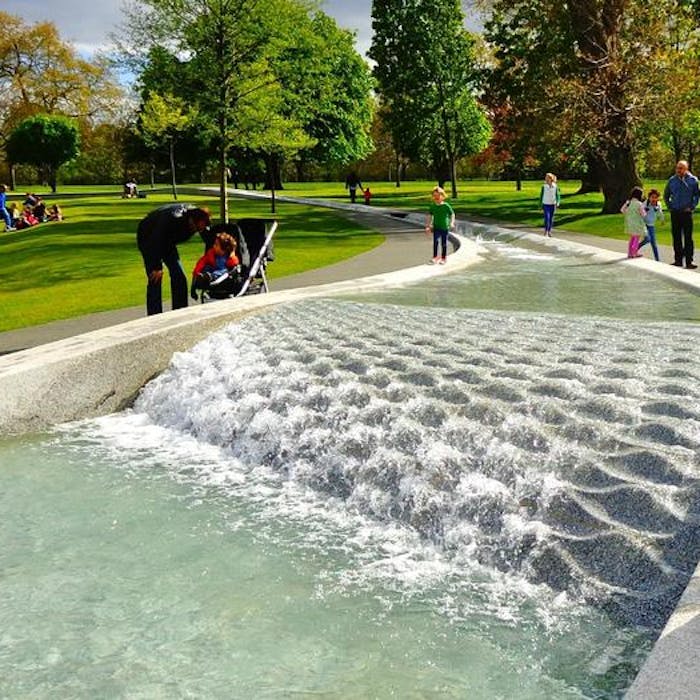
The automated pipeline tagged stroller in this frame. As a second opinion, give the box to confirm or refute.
[194,218,278,303]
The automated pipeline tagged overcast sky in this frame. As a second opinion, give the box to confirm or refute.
[3,0,374,57]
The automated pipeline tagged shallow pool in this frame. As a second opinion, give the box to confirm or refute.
[1,240,699,698]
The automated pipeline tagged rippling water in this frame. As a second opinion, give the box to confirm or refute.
[1,240,699,698]
[127,301,700,628]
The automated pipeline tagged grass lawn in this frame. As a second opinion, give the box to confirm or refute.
[283,179,674,247]
[0,192,383,333]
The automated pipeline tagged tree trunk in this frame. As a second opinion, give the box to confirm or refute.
[264,155,283,191]
[295,158,306,183]
[219,143,228,224]
[449,152,458,199]
[596,148,641,214]
[169,140,178,200]
[150,163,155,189]
[515,165,522,192]
[394,151,401,188]
[10,164,16,191]
[577,156,602,194]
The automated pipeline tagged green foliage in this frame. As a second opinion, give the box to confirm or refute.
[274,12,375,167]
[6,114,80,191]
[121,1,375,217]
[483,0,700,211]
[370,0,491,196]
[139,92,197,147]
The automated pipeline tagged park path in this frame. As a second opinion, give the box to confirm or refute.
[0,207,428,355]
[1,193,696,355]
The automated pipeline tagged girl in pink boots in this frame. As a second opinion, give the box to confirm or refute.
[621,187,646,258]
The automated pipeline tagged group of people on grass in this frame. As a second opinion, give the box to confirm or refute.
[542,161,698,269]
[0,185,62,233]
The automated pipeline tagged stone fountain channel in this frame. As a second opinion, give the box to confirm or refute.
[0,199,699,698]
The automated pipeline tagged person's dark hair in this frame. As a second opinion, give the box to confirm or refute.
[188,207,210,225]
[647,188,660,198]
[630,186,643,201]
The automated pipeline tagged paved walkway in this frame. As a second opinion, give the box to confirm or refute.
[0,209,428,355]
[2,200,697,355]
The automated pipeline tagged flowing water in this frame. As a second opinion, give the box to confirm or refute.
[1,240,699,698]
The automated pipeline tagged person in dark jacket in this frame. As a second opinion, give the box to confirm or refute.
[664,160,700,269]
[137,203,211,315]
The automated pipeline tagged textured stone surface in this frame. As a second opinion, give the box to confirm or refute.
[0,235,479,435]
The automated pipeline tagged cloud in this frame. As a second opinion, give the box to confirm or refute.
[5,0,375,57]
[4,0,123,54]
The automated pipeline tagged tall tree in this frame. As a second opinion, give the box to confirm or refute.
[370,0,491,198]
[485,0,685,212]
[139,92,198,199]
[119,0,306,222]
[6,114,80,191]
[0,11,120,183]
[274,12,375,181]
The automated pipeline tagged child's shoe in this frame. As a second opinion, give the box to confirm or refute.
[438,258,446,265]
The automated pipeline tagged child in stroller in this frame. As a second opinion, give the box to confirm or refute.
[191,231,241,300]
[193,218,278,302]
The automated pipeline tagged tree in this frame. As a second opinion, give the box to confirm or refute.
[274,12,375,181]
[139,92,198,199]
[484,0,689,212]
[370,0,491,198]
[6,114,80,191]
[0,11,121,184]
[119,0,300,223]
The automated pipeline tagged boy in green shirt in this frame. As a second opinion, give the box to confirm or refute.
[425,186,455,264]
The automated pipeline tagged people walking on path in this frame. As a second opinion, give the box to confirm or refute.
[621,187,647,258]
[345,172,363,204]
[425,186,455,265]
[664,160,699,269]
[540,173,561,237]
[638,189,664,262]
[136,203,211,315]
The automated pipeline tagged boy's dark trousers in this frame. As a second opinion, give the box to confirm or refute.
[433,229,448,259]
[670,210,694,265]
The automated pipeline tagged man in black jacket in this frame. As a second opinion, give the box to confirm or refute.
[137,203,210,315]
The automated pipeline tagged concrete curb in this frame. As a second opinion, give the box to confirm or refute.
[0,232,481,436]
[626,566,700,698]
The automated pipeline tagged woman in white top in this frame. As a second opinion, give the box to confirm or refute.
[540,173,561,237]
[620,186,647,258]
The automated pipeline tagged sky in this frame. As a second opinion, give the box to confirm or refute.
[3,0,375,57]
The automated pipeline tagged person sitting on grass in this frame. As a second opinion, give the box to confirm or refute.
[425,185,455,265]
[48,204,63,222]
[33,196,47,222]
[191,232,239,299]
[8,202,20,228]
[15,207,39,230]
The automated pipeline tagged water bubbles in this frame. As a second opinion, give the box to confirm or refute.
[87,300,700,633]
